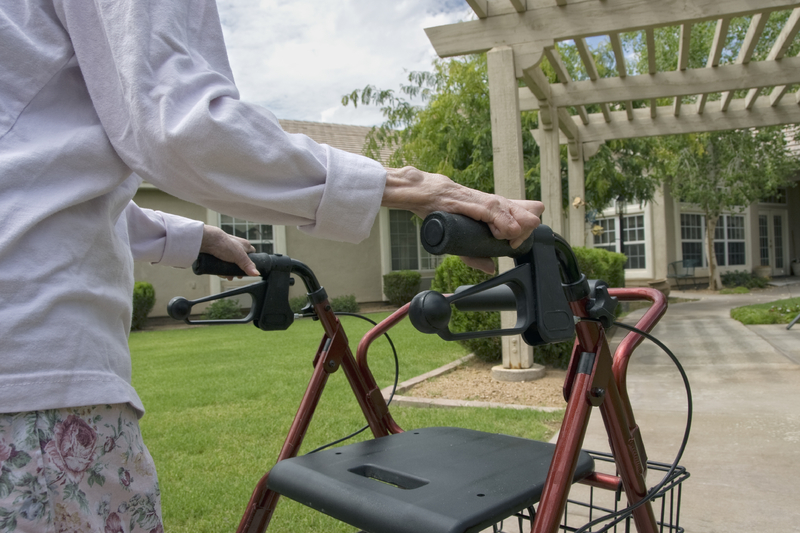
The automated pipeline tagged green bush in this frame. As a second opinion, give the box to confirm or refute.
[573,246,627,288]
[430,256,500,362]
[722,270,769,289]
[203,298,243,320]
[330,294,360,313]
[383,270,422,307]
[131,282,156,331]
[538,247,627,369]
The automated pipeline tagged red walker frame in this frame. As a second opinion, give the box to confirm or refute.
[235,286,669,533]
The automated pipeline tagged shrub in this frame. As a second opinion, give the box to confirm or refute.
[203,298,243,320]
[131,282,156,331]
[573,246,627,288]
[430,256,500,362]
[722,270,768,289]
[383,270,422,307]
[330,294,360,313]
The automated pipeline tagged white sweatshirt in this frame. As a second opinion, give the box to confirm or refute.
[0,0,386,415]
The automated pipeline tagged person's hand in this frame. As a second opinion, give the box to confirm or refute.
[381,167,545,273]
[199,225,259,279]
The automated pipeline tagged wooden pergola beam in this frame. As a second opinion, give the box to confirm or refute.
[516,55,800,110]
[571,98,800,142]
[425,0,799,59]
[720,12,770,110]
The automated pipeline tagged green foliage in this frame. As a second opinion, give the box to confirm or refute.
[430,256,500,362]
[731,297,800,325]
[330,294,360,313]
[721,270,769,289]
[343,55,545,202]
[383,270,422,307]
[574,247,627,289]
[720,287,750,295]
[131,282,156,331]
[203,298,242,320]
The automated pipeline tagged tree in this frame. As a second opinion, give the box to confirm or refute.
[655,128,798,289]
[342,55,540,197]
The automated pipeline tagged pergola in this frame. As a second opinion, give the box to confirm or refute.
[424,0,800,371]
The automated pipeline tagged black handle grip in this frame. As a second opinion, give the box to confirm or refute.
[192,253,273,277]
[453,285,517,312]
[420,212,533,258]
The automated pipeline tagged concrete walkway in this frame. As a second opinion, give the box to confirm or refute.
[482,281,800,532]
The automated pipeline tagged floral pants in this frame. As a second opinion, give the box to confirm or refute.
[0,404,163,533]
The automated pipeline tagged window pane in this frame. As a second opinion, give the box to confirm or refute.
[593,218,616,247]
[774,215,784,269]
[714,241,726,267]
[390,210,419,271]
[759,215,770,266]
[623,243,646,269]
[219,215,273,257]
[727,216,745,240]
[681,214,703,240]
[728,242,745,266]
[682,242,702,265]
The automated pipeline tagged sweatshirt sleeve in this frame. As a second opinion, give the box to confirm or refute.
[52,0,386,244]
[122,201,204,268]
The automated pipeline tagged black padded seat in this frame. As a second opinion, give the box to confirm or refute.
[268,427,595,533]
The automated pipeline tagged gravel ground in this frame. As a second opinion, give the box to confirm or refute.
[407,358,568,408]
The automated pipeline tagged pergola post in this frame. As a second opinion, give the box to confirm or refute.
[567,140,586,246]
[487,46,543,380]
[539,102,563,235]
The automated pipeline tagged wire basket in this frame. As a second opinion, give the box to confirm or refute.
[491,451,690,533]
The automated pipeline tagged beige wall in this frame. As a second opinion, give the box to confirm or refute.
[284,222,384,303]
[132,187,212,317]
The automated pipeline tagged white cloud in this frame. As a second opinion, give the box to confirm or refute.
[217,0,472,126]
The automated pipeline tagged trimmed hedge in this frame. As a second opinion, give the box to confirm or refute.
[203,298,243,320]
[131,282,156,331]
[330,294,360,313]
[383,270,421,307]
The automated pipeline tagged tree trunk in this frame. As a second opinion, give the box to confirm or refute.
[705,216,722,290]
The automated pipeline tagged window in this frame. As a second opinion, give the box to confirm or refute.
[622,215,646,269]
[680,214,703,267]
[593,214,646,269]
[681,213,745,267]
[592,219,617,253]
[389,210,443,271]
[759,215,770,267]
[219,215,273,253]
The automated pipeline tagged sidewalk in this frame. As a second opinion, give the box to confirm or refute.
[480,281,800,532]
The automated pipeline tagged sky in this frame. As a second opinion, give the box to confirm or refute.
[216,0,473,126]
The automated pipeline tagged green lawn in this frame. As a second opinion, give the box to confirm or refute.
[730,297,800,325]
[130,313,564,533]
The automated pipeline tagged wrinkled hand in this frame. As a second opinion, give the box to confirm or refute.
[381,167,545,273]
[199,225,259,279]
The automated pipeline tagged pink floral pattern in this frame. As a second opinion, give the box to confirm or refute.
[0,405,162,533]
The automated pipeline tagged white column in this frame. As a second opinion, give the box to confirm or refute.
[540,102,563,235]
[567,141,586,245]
[487,46,535,372]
